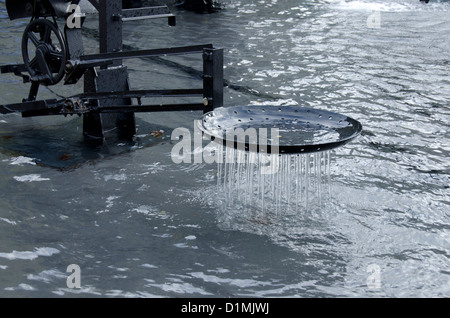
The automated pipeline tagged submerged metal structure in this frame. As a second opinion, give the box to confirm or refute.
[0,0,223,140]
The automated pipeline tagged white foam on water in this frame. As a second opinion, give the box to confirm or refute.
[146,280,214,296]
[106,196,120,209]
[250,98,299,106]
[0,217,17,225]
[329,0,415,12]
[0,247,60,261]
[4,283,36,291]
[53,286,103,296]
[27,269,67,283]
[103,174,127,182]
[13,174,50,182]
[131,205,170,220]
[141,264,158,269]
[10,156,36,166]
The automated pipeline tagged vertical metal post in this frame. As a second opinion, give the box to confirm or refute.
[99,0,123,67]
[83,0,136,140]
[203,48,224,113]
[25,81,40,102]
[64,25,84,60]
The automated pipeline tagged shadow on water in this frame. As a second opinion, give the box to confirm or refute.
[0,116,170,170]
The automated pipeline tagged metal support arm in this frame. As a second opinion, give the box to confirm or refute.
[64,44,214,85]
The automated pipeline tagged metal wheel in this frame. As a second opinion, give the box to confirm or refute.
[22,18,67,86]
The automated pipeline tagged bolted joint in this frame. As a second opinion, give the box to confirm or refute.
[203,97,212,106]
[65,61,74,73]
[112,14,123,22]
[203,51,213,62]
[61,98,86,115]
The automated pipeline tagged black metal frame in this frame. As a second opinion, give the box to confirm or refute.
[0,0,224,140]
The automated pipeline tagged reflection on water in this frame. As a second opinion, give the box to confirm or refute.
[0,117,172,170]
[0,0,449,297]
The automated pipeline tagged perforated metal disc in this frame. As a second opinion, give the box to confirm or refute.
[197,106,362,154]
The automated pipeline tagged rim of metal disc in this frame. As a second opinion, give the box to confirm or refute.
[197,105,363,154]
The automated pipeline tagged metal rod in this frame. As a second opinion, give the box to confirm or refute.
[20,102,207,117]
[119,6,175,21]
[79,44,214,62]
[75,88,204,100]
[1,99,57,114]
[122,13,175,22]
[94,103,206,113]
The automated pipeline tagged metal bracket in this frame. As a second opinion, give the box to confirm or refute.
[113,6,176,25]
[203,48,224,113]
[1,64,31,83]
[64,44,213,85]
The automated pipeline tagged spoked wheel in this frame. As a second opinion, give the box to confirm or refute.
[22,18,67,86]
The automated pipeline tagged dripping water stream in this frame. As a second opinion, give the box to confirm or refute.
[217,148,333,218]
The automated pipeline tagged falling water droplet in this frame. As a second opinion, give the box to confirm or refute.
[216,147,333,219]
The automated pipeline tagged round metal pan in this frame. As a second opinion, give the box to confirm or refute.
[197,105,362,154]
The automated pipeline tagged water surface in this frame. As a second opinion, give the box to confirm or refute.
[0,0,449,297]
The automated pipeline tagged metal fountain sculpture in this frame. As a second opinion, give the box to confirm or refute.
[0,0,224,141]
